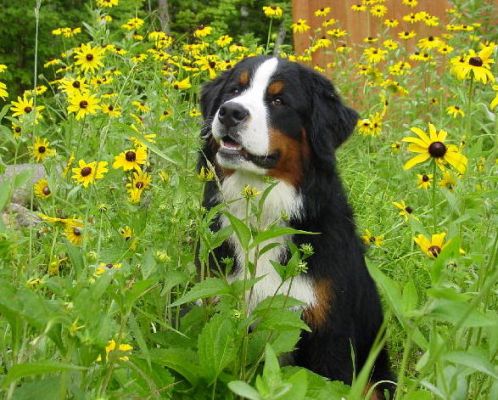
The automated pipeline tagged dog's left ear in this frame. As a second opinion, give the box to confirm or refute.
[200,68,233,121]
[306,71,358,165]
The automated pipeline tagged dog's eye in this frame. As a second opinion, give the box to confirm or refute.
[271,97,284,106]
[230,87,241,95]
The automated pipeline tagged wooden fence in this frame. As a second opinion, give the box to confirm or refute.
[291,0,454,68]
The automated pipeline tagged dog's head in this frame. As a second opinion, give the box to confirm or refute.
[200,56,358,186]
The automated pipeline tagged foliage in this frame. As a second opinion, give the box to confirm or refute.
[0,0,497,399]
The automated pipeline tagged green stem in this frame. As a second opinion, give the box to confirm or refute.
[431,161,438,232]
[265,19,273,55]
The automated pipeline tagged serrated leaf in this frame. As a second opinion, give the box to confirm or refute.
[257,308,310,332]
[170,277,230,307]
[401,280,418,314]
[149,348,199,385]
[224,212,252,250]
[250,226,315,248]
[197,314,236,382]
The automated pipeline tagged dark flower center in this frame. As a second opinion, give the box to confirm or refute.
[15,127,21,133]
[43,186,51,195]
[209,61,216,68]
[428,141,447,158]
[405,206,413,214]
[86,53,94,61]
[79,100,88,109]
[468,56,483,67]
[106,263,114,269]
[428,36,434,41]
[422,174,430,182]
[428,245,441,257]
[38,146,46,153]
[369,236,376,243]
[125,151,137,162]
[24,106,32,113]
[73,81,81,88]
[454,106,460,110]
[73,227,82,236]
[108,105,114,111]
[136,182,144,189]
[81,166,92,177]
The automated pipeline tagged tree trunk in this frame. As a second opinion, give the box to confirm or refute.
[157,0,170,33]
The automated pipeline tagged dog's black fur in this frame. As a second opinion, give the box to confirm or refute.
[198,56,394,398]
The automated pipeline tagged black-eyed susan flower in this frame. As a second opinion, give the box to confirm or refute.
[384,19,399,28]
[364,47,388,64]
[393,200,414,221]
[446,105,464,118]
[370,5,387,18]
[418,36,444,50]
[416,173,432,189]
[450,46,495,84]
[0,64,7,73]
[490,85,498,110]
[119,226,133,240]
[172,77,191,90]
[72,159,108,187]
[11,123,22,138]
[131,100,150,113]
[64,219,84,246]
[402,123,467,173]
[439,171,457,190]
[101,103,121,117]
[113,147,147,171]
[34,178,52,199]
[74,43,105,74]
[322,18,337,27]
[361,229,384,247]
[67,92,100,120]
[95,262,122,276]
[122,17,144,31]
[31,137,56,162]
[263,6,283,19]
[414,233,447,258]
[193,25,212,38]
[399,31,416,40]
[402,0,418,6]
[351,4,367,12]
[96,0,118,8]
[314,7,331,17]
[215,35,233,47]
[189,109,201,117]
[10,95,45,121]
[291,19,311,34]
[327,28,347,38]
[383,39,399,51]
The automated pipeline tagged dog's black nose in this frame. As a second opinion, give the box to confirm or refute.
[218,103,249,128]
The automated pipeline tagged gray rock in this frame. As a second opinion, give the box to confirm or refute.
[0,163,47,206]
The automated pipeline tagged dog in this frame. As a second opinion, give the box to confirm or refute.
[198,56,394,398]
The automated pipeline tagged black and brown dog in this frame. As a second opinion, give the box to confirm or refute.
[198,56,394,398]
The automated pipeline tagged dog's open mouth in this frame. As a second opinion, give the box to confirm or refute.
[217,135,280,169]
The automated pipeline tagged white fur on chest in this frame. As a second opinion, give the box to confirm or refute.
[218,172,315,312]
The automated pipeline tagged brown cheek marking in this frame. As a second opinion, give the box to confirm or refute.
[267,80,284,96]
[303,278,333,329]
[268,128,309,187]
[239,70,249,86]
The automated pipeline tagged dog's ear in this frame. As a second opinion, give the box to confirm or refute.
[306,70,358,165]
[200,68,233,121]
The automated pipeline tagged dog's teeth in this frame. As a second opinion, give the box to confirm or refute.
[221,140,241,150]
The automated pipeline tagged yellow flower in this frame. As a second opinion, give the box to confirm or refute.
[418,36,443,50]
[72,159,108,187]
[64,219,84,246]
[127,169,152,190]
[122,17,144,31]
[361,229,384,247]
[74,43,105,74]
[102,339,133,362]
[119,226,133,240]
[172,77,191,90]
[242,185,261,199]
[370,5,387,18]
[383,39,398,50]
[416,173,432,190]
[189,109,201,117]
[215,35,233,47]
[131,100,150,113]
[314,7,331,17]
[292,19,311,34]
[439,171,457,191]
[95,262,122,276]
[194,25,213,38]
[34,178,52,199]
[402,0,418,7]
[402,123,468,173]
[0,82,8,100]
[393,200,414,221]
[197,166,215,182]
[490,85,498,110]
[59,77,88,95]
[113,147,147,171]
[10,95,45,121]
[414,233,447,258]
[67,92,100,120]
[263,6,283,19]
[31,137,56,162]
[384,19,399,28]
[398,31,416,40]
[96,0,118,7]
[327,28,347,38]
[0,64,7,73]
[446,105,465,118]
[451,46,495,84]
[351,5,367,12]
[364,47,388,64]
[101,103,122,117]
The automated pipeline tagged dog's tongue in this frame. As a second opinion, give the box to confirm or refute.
[223,138,240,148]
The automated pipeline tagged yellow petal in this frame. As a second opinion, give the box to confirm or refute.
[432,232,446,247]
[403,153,430,170]
[402,136,429,148]
[410,127,431,144]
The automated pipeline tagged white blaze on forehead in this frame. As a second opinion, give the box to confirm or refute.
[224,57,279,156]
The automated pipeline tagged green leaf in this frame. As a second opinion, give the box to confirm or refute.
[1,361,86,388]
[228,381,262,400]
[197,314,236,382]
[444,350,498,379]
[401,280,418,315]
[250,226,315,248]
[224,211,252,250]
[257,308,310,332]
[0,181,10,211]
[280,369,308,400]
[170,277,230,307]
[149,348,199,385]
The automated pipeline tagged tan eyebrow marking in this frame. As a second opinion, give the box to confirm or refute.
[267,80,285,96]
[239,70,249,86]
